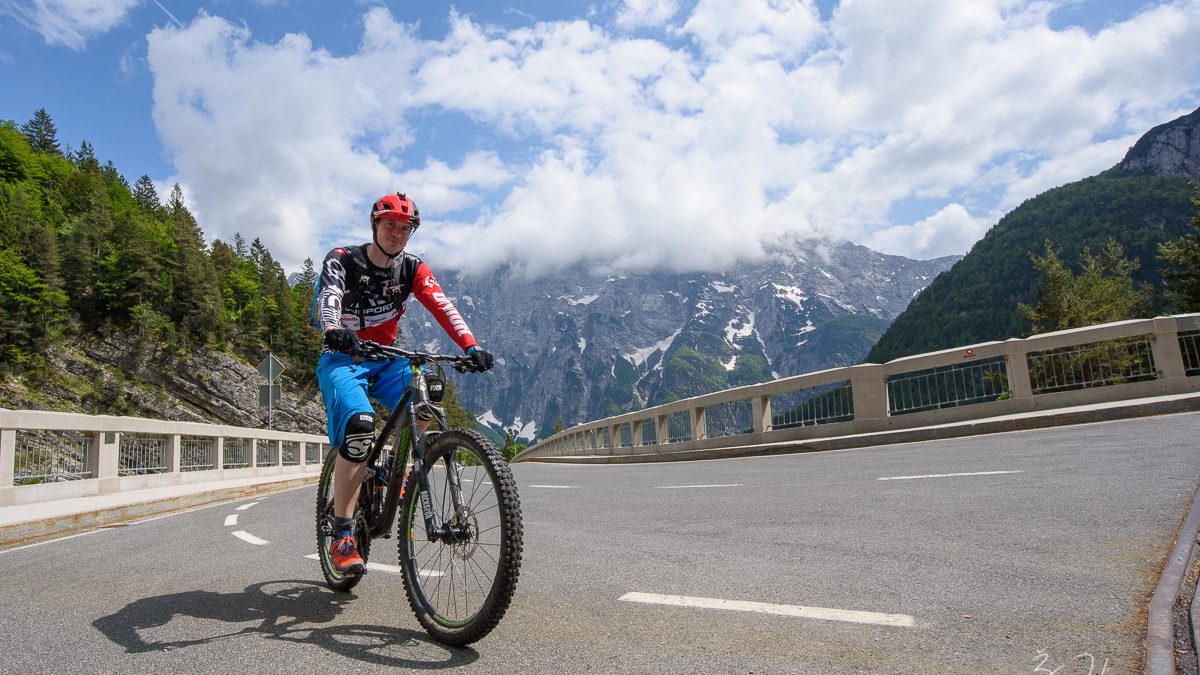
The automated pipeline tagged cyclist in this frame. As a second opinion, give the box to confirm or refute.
[313,192,494,574]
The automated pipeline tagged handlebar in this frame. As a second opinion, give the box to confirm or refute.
[355,340,482,373]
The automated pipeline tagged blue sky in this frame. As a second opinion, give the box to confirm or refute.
[2,1,1199,276]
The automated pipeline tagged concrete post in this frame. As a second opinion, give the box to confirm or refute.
[0,429,14,505]
[1152,317,1188,384]
[848,364,887,430]
[631,420,643,447]
[752,395,771,434]
[299,442,307,468]
[0,428,15,489]
[691,406,707,441]
[215,436,225,471]
[93,431,120,494]
[250,439,259,468]
[273,440,283,467]
[1004,338,1034,401]
[169,434,182,474]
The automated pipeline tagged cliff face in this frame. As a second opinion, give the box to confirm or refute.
[1,332,326,436]
[1118,106,1200,179]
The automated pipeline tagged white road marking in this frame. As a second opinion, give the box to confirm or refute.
[224,514,239,527]
[303,553,442,576]
[528,485,579,489]
[619,592,915,627]
[655,484,743,489]
[236,502,260,511]
[877,470,1023,481]
[231,530,269,545]
[0,528,106,553]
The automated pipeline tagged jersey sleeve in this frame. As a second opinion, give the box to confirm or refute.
[411,261,478,352]
[316,248,350,331]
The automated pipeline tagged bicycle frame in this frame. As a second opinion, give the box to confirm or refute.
[361,359,466,543]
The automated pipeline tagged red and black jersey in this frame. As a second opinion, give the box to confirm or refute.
[315,245,477,353]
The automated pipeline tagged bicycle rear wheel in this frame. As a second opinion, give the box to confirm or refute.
[315,449,371,592]
[397,429,523,645]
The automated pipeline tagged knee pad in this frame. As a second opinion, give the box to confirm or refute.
[339,412,375,462]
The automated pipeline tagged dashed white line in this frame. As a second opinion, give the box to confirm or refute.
[619,592,915,627]
[236,502,260,511]
[655,484,743,489]
[224,514,239,527]
[877,470,1023,481]
[231,530,269,545]
[303,553,442,576]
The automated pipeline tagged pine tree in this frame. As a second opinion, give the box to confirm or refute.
[297,257,318,289]
[250,237,269,274]
[167,183,187,214]
[233,232,248,259]
[133,175,160,213]
[20,108,61,156]
[1020,238,1147,335]
[1158,182,1200,312]
[100,161,129,190]
[72,140,99,173]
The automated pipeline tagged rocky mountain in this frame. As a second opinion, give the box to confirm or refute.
[867,105,1200,363]
[0,331,326,435]
[401,238,956,440]
[1118,106,1200,179]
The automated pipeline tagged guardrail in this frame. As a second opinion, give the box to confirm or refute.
[518,314,1200,461]
[0,410,330,507]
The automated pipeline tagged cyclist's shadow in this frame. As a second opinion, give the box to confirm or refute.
[92,580,478,669]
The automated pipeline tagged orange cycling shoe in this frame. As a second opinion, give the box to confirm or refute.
[329,534,366,574]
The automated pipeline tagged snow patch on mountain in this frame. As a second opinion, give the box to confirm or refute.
[624,327,683,368]
[773,284,808,310]
[477,410,501,427]
[723,355,737,371]
[711,281,736,293]
[818,293,858,314]
[563,293,600,306]
[578,337,587,352]
[514,418,538,440]
[724,311,756,348]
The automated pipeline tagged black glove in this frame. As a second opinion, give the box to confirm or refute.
[466,346,494,372]
[324,327,361,354]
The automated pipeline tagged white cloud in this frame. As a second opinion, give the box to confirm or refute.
[3,0,141,50]
[865,204,988,260]
[615,0,679,29]
[147,9,428,263]
[142,2,1200,274]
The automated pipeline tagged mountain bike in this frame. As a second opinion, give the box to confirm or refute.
[314,340,523,646]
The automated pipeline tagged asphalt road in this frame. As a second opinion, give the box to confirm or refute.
[1,413,1197,674]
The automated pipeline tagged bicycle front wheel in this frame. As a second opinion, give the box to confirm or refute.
[397,429,523,645]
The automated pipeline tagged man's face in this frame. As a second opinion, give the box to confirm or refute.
[375,216,414,251]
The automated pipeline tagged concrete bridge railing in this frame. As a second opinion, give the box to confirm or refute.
[0,410,329,507]
[518,314,1200,461]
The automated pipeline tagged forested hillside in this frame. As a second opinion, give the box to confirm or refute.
[0,109,322,403]
[867,106,1200,363]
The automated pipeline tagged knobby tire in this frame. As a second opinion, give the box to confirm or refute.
[397,429,523,645]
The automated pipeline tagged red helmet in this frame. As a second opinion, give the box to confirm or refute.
[371,193,420,229]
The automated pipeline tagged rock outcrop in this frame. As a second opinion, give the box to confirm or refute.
[1118,106,1200,179]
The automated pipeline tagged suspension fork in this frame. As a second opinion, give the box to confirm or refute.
[408,380,469,542]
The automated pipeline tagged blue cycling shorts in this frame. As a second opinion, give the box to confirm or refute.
[316,352,413,450]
